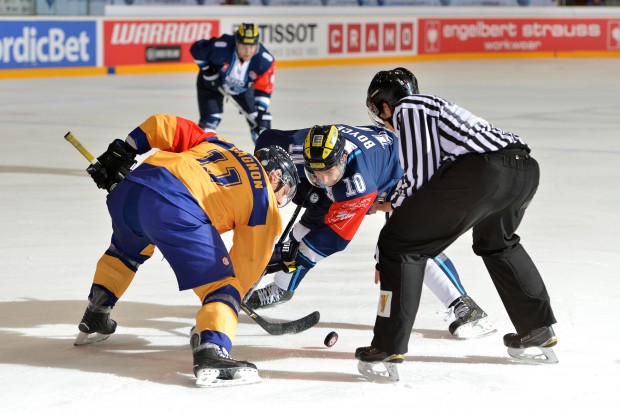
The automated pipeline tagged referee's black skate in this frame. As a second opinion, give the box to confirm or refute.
[190,327,261,387]
[448,295,497,339]
[74,287,117,346]
[355,346,404,382]
[504,326,558,364]
[245,282,294,309]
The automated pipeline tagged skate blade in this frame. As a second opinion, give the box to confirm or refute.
[507,346,559,364]
[357,360,400,382]
[195,368,262,388]
[453,318,497,339]
[74,331,110,346]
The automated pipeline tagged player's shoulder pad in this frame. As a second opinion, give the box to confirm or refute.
[255,128,299,150]
[260,51,274,63]
[214,34,235,49]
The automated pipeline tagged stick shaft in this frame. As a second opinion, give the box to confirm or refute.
[217,86,257,128]
[64,132,98,165]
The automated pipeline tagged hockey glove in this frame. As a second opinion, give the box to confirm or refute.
[265,240,300,274]
[200,65,221,88]
[87,139,137,192]
[252,107,271,137]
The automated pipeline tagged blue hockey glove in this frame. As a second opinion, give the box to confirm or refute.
[86,139,137,192]
[265,240,300,274]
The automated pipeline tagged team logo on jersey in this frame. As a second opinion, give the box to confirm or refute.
[377,290,392,317]
[309,192,320,204]
[222,257,230,266]
[373,131,394,147]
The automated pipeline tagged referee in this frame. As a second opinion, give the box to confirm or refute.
[356,68,558,377]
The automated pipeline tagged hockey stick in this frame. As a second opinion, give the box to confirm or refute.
[64,132,99,166]
[65,131,319,335]
[217,86,257,129]
[240,193,320,335]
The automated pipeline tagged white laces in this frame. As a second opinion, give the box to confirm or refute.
[256,283,283,306]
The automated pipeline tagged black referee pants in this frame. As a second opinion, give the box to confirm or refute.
[372,148,556,355]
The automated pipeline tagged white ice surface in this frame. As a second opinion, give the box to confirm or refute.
[1,59,619,412]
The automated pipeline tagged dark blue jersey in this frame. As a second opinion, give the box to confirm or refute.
[190,34,275,110]
[256,125,402,260]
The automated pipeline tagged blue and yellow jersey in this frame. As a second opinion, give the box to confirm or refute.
[125,114,282,289]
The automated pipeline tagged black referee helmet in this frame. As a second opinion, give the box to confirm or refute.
[366,67,419,124]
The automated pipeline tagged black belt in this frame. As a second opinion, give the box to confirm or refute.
[495,147,530,160]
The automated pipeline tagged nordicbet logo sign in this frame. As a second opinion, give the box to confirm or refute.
[0,21,96,69]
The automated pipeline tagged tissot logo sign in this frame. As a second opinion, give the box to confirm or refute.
[104,19,219,66]
[328,22,414,54]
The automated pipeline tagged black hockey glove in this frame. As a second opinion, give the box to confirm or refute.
[200,65,221,88]
[252,107,271,137]
[86,139,137,192]
[265,240,300,274]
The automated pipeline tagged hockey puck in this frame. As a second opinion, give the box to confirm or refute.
[324,331,338,347]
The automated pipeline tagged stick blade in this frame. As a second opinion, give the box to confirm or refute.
[241,305,320,335]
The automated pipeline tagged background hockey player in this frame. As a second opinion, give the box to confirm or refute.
[75,114,299,387]
[249,124,496,339]
[190,23,275,143]
[356,67,558,380]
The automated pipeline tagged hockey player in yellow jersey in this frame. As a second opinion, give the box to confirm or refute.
[73,114,299,387]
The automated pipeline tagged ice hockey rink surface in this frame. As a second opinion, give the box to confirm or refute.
[1,58,619,411]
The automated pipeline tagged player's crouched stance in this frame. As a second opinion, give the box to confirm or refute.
[73,114,299,388]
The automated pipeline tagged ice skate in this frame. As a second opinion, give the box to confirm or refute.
[504,326,558,364]
[245,282,294,309]
[355,346,403,382]
[190,327,261,388]
[74,287,117,346]
[447,295,497,339]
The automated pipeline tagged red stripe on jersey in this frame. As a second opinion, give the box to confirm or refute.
[171,116,216,152]
[324,192,376,241]
[253,61,275,95]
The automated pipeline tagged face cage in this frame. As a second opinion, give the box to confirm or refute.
[274,174,297,208]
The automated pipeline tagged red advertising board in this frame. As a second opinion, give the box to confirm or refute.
[104,19,220,66]
[328,21,414,55]
[419,18,620,55]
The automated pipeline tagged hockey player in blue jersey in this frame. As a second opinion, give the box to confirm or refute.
[190,23,275,142]
[248,124,496,339]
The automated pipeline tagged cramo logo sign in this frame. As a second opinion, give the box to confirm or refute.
[108,21,216,45]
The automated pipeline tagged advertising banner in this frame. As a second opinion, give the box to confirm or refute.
[419,18,620,55]
[0,20,96,69]
[219,18,417,62]
[103,19,219,66]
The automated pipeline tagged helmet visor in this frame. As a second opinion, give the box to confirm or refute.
[367,104,385,128]
[274,173,297,208]
[304,158,345,188]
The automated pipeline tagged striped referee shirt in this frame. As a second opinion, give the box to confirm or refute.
[390,94,528,208]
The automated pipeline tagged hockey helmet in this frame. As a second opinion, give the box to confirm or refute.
[235,23,260,45]
[255,145,299,207]
[366,67,419,126]
[303,125,346,188]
